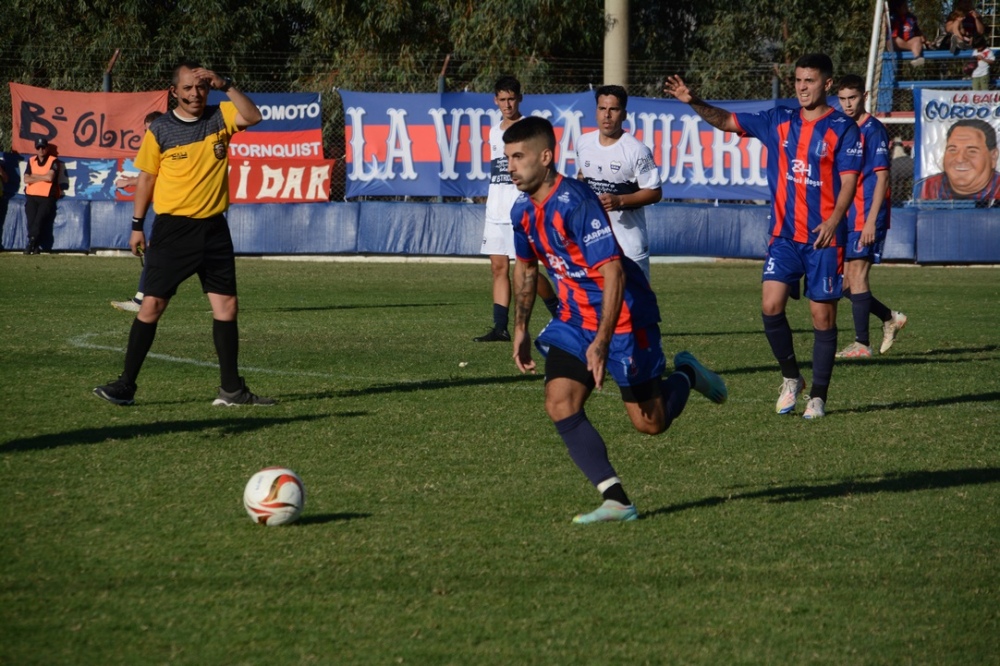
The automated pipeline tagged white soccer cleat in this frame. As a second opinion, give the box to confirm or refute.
[111,299,141,313]
[776,376,805,414]
[880,311,908,354]
[802,397,826,419]
[835,341,874,359]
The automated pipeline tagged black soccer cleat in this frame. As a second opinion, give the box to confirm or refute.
[93,376,138,406]
[472,328,511,343]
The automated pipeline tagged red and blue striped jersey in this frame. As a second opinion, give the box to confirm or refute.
[511,175,660,334]
[846,115,891,232]
[734,106,862,246]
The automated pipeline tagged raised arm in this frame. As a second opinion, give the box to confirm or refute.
[191,67,262,130]
[664,75,740,134]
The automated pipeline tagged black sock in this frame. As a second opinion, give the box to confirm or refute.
[493,303,509,332]
[213,319,241,392]
[850,292,872,346]
[602,482,631,506]
[122,319,157,384]
[762,312,799,378]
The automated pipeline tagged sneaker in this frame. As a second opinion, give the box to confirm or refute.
[909,57,925,67]
[880,311,908,354]
[111,298,141,313]
[472,328,511,343]
[835,341,874,359]
[212,378,276,406]
[93,376,137,406]
[674,351,727,404]
[803,396,826,419]
[572,500,638,524]
[776,376,805,414]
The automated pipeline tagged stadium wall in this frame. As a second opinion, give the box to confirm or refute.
[0,198,993,264]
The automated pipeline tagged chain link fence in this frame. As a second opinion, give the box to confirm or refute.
[7,53,927,203]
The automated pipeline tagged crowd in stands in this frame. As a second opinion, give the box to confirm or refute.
[890,0,995,80]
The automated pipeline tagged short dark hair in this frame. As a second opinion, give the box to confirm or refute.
[947,119,998,151]
[795,53,834,80]
[144,111,164,124]
[595,84,628,109]
[172,59,203,85]
[503,115,555,151]
[972,35,988,49]
[494,76,521,97]
[836,74,866,94]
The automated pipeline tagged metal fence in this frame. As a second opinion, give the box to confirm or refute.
[7,53,929,203]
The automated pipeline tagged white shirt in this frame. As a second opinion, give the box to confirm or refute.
[972,48,995,79]
[485,123,521,225]
[575,130,661,276]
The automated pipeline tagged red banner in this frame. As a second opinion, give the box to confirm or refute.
[9,83,167,158]
[229,157,335,203]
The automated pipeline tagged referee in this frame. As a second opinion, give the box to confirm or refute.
[94,60,274,406]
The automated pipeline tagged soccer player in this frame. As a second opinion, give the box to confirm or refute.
[834,75,907,358]
[575,85,662,280]
[475,76,558,342]
[505,116,727,524]
[665,53,861,419]
[110,110,164,313]
[93,61,274,407]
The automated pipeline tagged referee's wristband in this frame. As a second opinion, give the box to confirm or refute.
[131,216,145,232]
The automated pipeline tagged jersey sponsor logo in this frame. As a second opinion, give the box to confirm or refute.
[791,159,812,176]
[558,191,571,204]
[169,152,188,161]
[609,160,622,173]
[582,224,613,246]
[636,155,655,174]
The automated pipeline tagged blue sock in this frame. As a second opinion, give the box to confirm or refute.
[812,327,838,389]
[869,295,892,322]
[762,312,799,378]
[493,303,509,332]
[659,372,691,430]
[554,410,616,487]
[850,292,872,346]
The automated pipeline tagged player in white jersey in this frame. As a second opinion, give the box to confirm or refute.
[575,85,662,280]
[475,76,557,342]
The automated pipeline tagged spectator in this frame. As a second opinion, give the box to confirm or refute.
[889,139,914,204]
[890,0,928,66]
[946,1,985,54]
[22,138,63,255]
[970,35,995,90]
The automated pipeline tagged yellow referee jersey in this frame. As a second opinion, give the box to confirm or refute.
[135,102,241,218]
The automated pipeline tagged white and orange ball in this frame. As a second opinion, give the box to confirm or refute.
[243,467,306,526]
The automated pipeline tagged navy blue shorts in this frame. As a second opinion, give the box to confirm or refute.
[537,318,665,402]
[844,230,886,263]
[144,214,237,299]
[762,236,843,302]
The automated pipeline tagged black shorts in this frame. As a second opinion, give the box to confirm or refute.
[143,214,237,299]
[544,344,661,404]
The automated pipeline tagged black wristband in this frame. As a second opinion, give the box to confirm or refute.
[131,217,145,232]
[220,76,233,93]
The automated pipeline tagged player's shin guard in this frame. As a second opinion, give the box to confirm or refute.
[554,410,616,488]
[213,319,241,392]
[763,312,799,378]
[849,291,873,346]
[122,318,157,384]
[812,327,838,396]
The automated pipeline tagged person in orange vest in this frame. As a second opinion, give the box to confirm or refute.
[23,138,63,254]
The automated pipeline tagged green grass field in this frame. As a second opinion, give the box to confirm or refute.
[2,255,998,665]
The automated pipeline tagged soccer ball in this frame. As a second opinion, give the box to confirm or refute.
[243,467,306,526]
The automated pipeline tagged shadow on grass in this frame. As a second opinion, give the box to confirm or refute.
[290,372,543,401]
[296,512,371,525]
[1,415,334,454]
[275,302,457,313]
[644,467,1000,519]
[838,391,1000,414]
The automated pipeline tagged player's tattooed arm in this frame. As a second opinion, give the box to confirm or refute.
[689,100,737,132]
[513,259,538,328]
